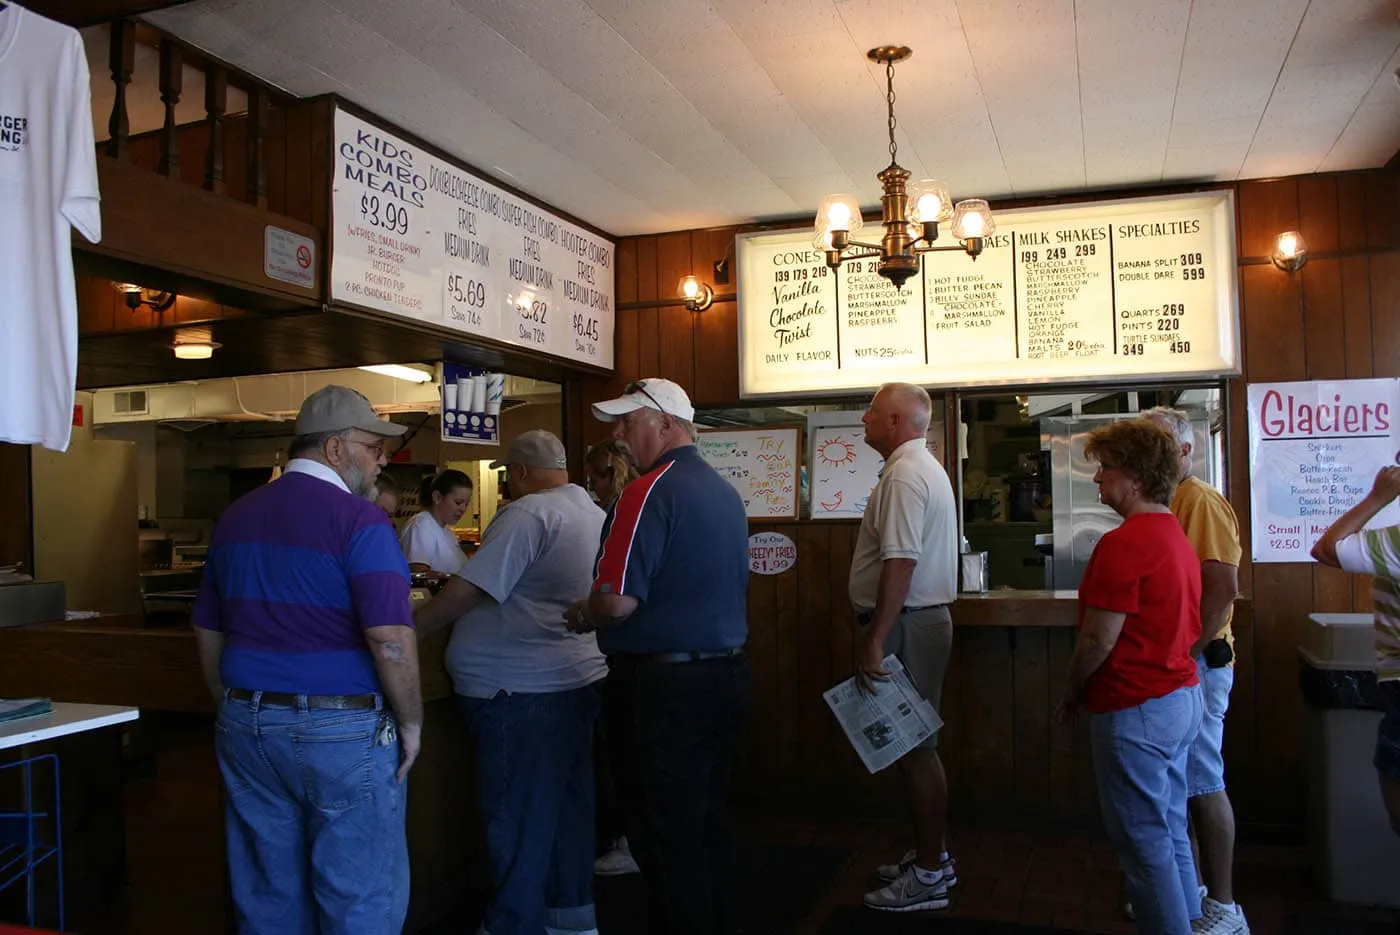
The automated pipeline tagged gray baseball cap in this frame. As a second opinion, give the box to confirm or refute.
[294,385,408,437]
[490,429,568,469]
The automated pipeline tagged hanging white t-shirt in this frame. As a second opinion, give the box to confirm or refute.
[399,510,466,576]
[0,5,101,452]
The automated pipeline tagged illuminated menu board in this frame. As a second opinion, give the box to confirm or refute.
[737,191,1238,398]
[330,107,615,370]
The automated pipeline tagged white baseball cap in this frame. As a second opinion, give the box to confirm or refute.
[591,378,695,422]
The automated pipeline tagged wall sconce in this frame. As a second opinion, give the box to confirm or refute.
[679,275,714,312]
[1271,231,1307,271]
[114,282,176,311]
[171,338,220,360]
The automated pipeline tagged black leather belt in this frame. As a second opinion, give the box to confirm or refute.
[856,604,947,627]
[227,688,378,710]
[610,647,746,666]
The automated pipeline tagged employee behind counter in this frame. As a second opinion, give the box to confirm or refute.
[399,469,474,583]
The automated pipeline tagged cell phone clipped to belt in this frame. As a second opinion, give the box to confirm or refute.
[1203,637,1233,669]
[374,716,397,748]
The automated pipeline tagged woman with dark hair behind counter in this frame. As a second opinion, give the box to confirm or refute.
[585,440,639,509]
[399,469,473,578]
[1056,418,1205,935]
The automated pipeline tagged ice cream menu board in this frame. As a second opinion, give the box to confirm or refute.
[737,191,1238,398]
[1248,379,1400,563]
[330,107,615,371]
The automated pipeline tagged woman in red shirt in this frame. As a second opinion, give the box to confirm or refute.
[1057,418,1205,935]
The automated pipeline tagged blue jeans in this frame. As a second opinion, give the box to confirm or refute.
[459,684,600,935]
[1186,658,1233,797]
[604,654,750,935]
[215,694,408,935]
[1090,684,1204,935]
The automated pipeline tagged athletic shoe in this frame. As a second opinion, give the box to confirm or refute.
[875,849,958,887]
[864,865,950,912]
[1192,897,1250,934]
[594,837,640,876]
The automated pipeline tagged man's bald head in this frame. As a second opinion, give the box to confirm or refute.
[862,382,933,457]
[880,382,932,434]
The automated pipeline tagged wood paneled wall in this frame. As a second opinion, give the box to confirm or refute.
[606,165,1400,834]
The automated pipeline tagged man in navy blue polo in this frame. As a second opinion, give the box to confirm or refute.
[565,378,750,935]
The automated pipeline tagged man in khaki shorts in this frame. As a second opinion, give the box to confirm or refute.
[848,382,959,913]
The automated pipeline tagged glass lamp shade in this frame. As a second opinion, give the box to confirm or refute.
[951,199,995,240]
[909,179,953,224]
[813,229,838,250]
[1272,231,1307,270]
[815,194,863,236]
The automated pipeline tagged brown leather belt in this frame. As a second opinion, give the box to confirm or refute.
[227,688,378,710]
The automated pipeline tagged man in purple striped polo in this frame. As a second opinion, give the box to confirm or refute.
[193,385,423,935]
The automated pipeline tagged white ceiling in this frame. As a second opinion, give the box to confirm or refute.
[139,0,1400,237]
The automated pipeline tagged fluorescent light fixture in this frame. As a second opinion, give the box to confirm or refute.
[359,364,433,383]
[172,340,219,360]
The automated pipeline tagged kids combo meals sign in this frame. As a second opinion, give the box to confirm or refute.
[1248,379,1400,562]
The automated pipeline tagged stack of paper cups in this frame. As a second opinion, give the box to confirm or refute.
[471,375,487,413]
[486,373,505,415]
[444,382,458,419]
[456,376,472,420]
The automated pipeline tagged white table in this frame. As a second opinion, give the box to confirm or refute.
[0,702,140,752]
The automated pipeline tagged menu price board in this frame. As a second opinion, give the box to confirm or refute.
[738,191,1238,398]
[330,107,615,371]
[1248,379,1400,563]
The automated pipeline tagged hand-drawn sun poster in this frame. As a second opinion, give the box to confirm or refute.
[808,412,944,519]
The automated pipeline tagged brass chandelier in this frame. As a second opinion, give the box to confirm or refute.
[814,46,995,290]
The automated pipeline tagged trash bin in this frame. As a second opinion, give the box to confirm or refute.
[1299,612,1400,908]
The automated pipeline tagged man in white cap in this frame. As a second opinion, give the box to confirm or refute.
[416,429,607,935]
[192,385,422,934]
[565,379,750,935]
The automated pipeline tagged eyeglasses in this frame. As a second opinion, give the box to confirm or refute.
[345,437,386,459]
[624,380,667,415]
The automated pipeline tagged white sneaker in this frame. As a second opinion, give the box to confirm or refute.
[863,866,950,912]
[593,837,640,876]
[1192,897,1249,934]
[874,849,958,887]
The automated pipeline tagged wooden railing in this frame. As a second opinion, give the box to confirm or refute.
[100,19,289,211]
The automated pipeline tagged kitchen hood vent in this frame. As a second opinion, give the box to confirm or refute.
[113,389,148,415]
[91,369,558,427]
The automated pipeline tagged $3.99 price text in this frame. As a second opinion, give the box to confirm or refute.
[360,193,409,236]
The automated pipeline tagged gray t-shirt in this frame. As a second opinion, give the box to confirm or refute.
[445,483,608,698]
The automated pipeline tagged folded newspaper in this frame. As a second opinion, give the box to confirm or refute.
[823,655,943,774]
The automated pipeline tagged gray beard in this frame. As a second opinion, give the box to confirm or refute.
[342,463,373,499]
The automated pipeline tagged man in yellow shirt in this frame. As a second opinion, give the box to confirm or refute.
[1146,408,1246,935]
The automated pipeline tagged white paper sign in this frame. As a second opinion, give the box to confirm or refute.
[696,428,800,519]
[329,108,615,370]
[1247,379,1400,562]
[807,413,943,520]
[738,190,1238,398]
[264,225,316,288]
[748,532,797,575]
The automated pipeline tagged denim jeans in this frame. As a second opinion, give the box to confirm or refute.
[604,654,751,935]
[215,694,408,935]
[1090,684,1204,935]
[1186,657,1233,797]
[459,684,600,935]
